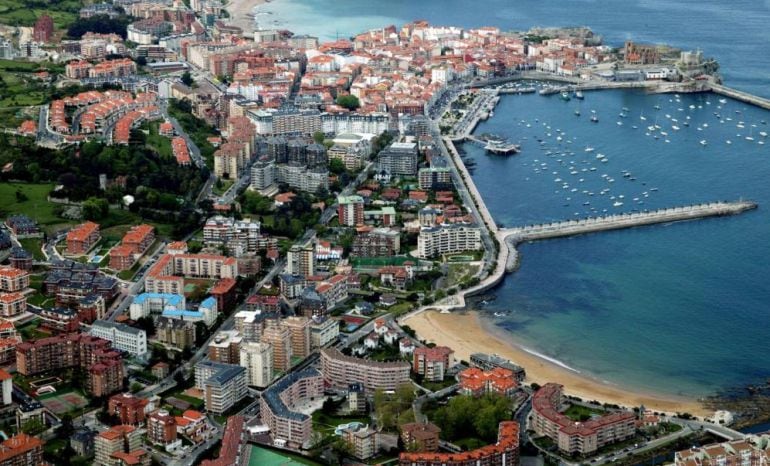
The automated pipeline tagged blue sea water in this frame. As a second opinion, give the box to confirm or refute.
[258,0,770,397]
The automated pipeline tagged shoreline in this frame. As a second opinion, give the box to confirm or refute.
[403,309,712,417]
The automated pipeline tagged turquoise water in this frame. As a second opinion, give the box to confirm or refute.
[259,0,770,397]
[464,90,770,397]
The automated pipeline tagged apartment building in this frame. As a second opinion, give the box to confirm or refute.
[147,410,177,446]
[0,293,26,317]
[0,267,29,293]
[458,367,518,397]
[108,393,149,425]
[341,424,380,460]
[401,422,441,452]
[286,244,315,277]
[399,421,519,466]
[418,167,453,190]
[0,433,44,466]
[16,333,124,397]
[202,216,261,253]
[675,437,770,466]
[417,223,482,259]
[155,317,195,350]
[239,341,273,387]
[310,317,339,350]
[129,293,185,320]
[262,319,292,372]
[208,330,242,364]
[94,425,145,466]
[89,320,148,357]
[531,383,636,455]
[284,316,311,359]
[337,195,365,227]
[66,222,101,255]
[320,348,411,391]
[352,228,400,257]
[377,142,419,177]
[413,346,454,382]
[259,368,324,447]
[144,253,237,294]
[109,224,155,271]
[194,360,247,415]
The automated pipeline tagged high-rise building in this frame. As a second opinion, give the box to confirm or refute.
[208,330,242,364]
[286,244,314,277]
[337,195,365,227]
[147,409,177,446]
[94,425,144,466]
[108,393,149,425]
[194,361,247,415]
[239,341,273,387]
[284,316,311,359]
[377,142,419,176]
[261,319,292,372]
[413,346,454,382]
[0,433,44,466]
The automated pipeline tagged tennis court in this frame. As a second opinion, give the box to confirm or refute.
[40,391,88,415]
[248,446,320,466]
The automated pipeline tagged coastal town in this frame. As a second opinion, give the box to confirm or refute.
[0,1,768,465]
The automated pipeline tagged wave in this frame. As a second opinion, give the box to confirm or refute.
[519,346,582,374]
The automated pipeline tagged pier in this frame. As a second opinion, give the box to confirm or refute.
[709,83,770,111]
[500,200,757,244]
[464,135,520,154]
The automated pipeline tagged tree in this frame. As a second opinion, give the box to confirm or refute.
[136,56,147,66]
[21,418,45,435]
[81,197,109,220]
[313,131,325,144]
[329,158,346,175]
[336,94,360,110]
[181,71,194,87]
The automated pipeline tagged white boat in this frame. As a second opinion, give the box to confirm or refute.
[672,125,680,131]
[700,140,707,146]
[719,98,727,104]
[585,147,595,152]
[760,131,768,137]
[617,121,623,126]
[726,140,732,145]
[613,201,623,207]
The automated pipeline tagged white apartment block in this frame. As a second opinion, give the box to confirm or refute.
[89,320,148,357]
[239,341,273,387]
[417,224,482,259]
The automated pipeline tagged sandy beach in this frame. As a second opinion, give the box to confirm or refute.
[224,0,265,32]
[404,310,712,417]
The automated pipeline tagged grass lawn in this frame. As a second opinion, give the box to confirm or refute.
[387,302,414,317]
[563,403,607,422]
[0,183,72,230]
[143,121,173,159]
[454,437,487,451]
[212,179,234,196]
[117,261,142,280]
[446,263,480,288]
[171,393,204,410]
[17,238,45,260]
[0,0,79,28]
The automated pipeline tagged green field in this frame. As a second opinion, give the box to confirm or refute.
[563,403,607,422]
[0,0,79,28]
[143,122,173,160]
[0,183,72,230]
[352,256,416,267]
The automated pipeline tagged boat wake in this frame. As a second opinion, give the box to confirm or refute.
[519,346,582,374]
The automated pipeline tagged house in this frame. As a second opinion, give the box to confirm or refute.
[399,338,415,355]
[364,332,379,349]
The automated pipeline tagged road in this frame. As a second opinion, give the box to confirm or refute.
[159,100,207,170]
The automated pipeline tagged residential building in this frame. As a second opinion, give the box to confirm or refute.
[352,228,400,257]
[262,319,292,372]
[66,222,101,255]
[469,353,526,382]
[341,424,379,460]
[458,367,518,397]
[0,433,44,466]
[250,160,276,191]
[417,223,482,259]
[399,421,519,466]
[320,348,411,391]
[0,369,11,406]
[194,360,247,415]
[259,368,324,447]
[71,427,96,458]
[0,293,26,318]
[108,393,149,425]
[109,224,155,271]
[93,425,144,466]
[239,341,273,387]
[675,437,770,466]
[0,267,29,292]
[155,317,196,350]
[38,307,81,333]
[129,293,185,320]
[348,383,366,414]
[284,316,311,359]
[89,320,148,357]
[401,422,441,452]
[337,195,365,227]
[286,244,315,277]
[202,216,261,254]
[147,410,177,446]
[413,346,454,382]
[275,164,329,194]
[208,330,242,364]
[377,142,419,176]
[531,383,635,455]
[144,253,237,295]
[418,167,453,190]
[310,317,339,350]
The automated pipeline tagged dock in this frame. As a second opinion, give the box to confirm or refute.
[709,83,770,111]
[501,200,757,270]
[464,135,520,154]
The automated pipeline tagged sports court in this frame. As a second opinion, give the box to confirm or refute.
[39,390,89,415]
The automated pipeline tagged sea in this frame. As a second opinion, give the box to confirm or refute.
[258,0,770,398]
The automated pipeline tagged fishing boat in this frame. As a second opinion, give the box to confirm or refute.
[560,91,571,101]
[590,115,599,123]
